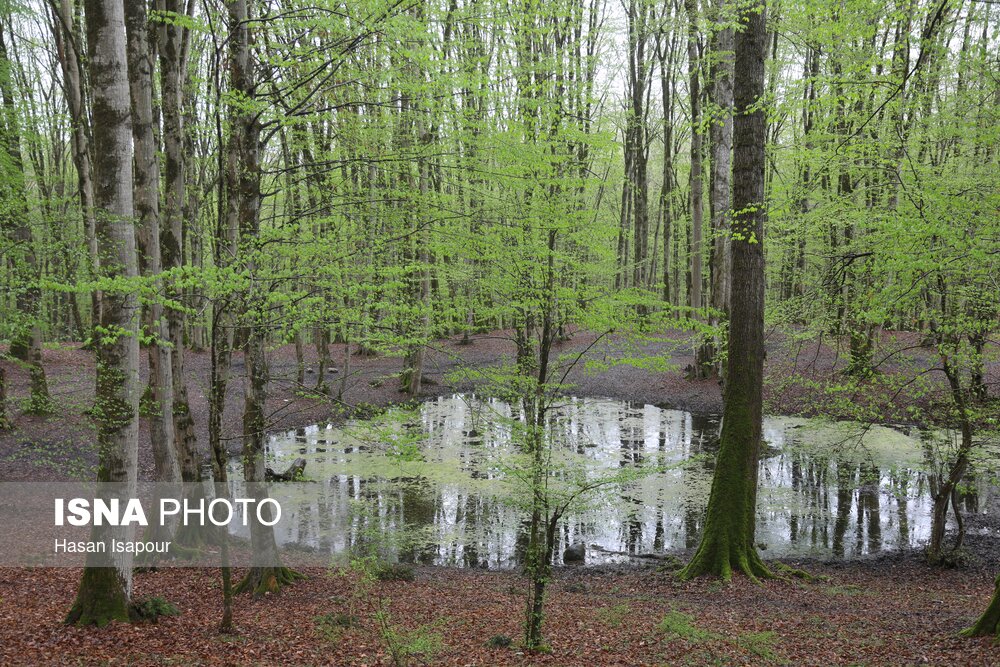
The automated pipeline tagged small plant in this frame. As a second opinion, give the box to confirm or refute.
[596,603,631,628]
[374,562,416,582]
[130,596,180,623]
[657,610,714,643]
[735,630,779,661]
[487,634,513,648]
[315,611,358,642]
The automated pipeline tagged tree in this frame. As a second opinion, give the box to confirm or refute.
[226,0,302,597]
[964,575,1000,639]
[157,0,199,482]
[679,0,770,581]
[125,0,179,486]
[0,16,52,414]
[66,0,141,626]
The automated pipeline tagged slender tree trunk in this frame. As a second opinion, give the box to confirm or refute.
[680,0,771,582]
[226,0,301,596]
[67,0,140,625]
[684,0,704,313]
[125,0,179,485]
[52,0,100,335]
[0,22,51,413]
[158,0,199,481]
[708,0,733,318]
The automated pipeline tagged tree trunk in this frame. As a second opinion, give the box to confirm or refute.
[52,0,100,335]
[158,0,199,482]
[684,0,704,313]
[125,0,179,485]
[67,0,140,625]
[963,575,1000,639]
[680,0,771,582]
[225,0,301,596]
[0,22,51,413]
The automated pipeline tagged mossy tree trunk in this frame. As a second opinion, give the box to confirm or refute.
[67,0,140,626]
[963,575,1000,639]
[158,0,199,483]
[124,0,179,489]
[679,0,771,582]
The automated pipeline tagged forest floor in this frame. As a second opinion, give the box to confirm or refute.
[0,328,998,665]
[1,556,998,665]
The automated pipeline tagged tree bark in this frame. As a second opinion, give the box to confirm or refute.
[67,0,140,625]
[0,21,51,413]
[963,575,1000,639]
[680,0,771,582]
[684,0,704,312]
[125,0,179,485]
[225,0,301,596]
[52,0,100,334]
[157,0,199,482]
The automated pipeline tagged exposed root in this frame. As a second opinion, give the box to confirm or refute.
[679,541,773,583]
[774,561,826,582]
[234,566,305,598]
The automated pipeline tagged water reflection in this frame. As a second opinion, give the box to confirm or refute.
[238,395,994,568]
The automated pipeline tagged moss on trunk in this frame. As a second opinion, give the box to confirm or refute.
[65,567,130,627]
[962,575,1000,639]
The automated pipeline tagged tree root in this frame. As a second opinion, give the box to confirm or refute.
[774,561,827,582]
[679,542,773,583]
[234,566,305,598]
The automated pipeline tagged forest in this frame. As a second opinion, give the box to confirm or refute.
[0,0,998,663]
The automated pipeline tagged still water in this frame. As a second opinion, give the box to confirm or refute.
[246,394,995,568]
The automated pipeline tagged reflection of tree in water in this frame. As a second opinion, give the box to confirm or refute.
[833,459,855,559]
[855,463,882,555]
[682,413,717,550]
[261,396,986,566]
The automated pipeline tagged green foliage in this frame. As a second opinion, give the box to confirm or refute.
[129,596,181,623]
[373,562,416,582]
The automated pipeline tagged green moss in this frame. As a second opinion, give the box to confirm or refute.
[595,603,631,628]
[657,610,715,642]
[65,567,131,627]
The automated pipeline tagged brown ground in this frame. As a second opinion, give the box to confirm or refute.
[0,560,997,665]
[0,329,998,665]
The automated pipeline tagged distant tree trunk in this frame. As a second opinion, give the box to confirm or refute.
[226,0,302,596]
[657,27,677,303]
[52,0,100,334]
[927,356,974,564]
[696,0,734,378]
[963,575,1000,639]
[0,22,51,413]
[404,120,432,397]
[66,0,140,625]
[679,0,771,581]
[708,0,733,318]
[684,0,704,313]
[125,0,179,485]
[158,0,199,481]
